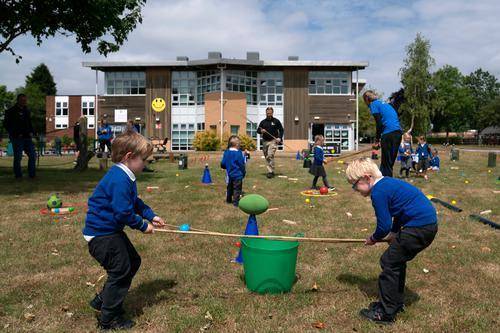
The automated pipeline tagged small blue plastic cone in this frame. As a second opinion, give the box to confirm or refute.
[235,214,259,264]
[202,164,212,184]
[296,151,301,160]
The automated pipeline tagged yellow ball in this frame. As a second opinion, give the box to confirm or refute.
[305,198,310,204]
[464,180,469,184]
[451,200,457,205]
[488,169,492,173]
[176,173,179,177]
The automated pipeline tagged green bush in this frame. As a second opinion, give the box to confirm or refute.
[193,130,221,151]
[426,137,463,145]
[238,133,257,151]
[61,135,73,147]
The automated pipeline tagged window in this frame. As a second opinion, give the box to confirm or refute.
[55,96,69,129]
[171,123,196,150]
[172,71,196,106]
[105,72,145,95]
[308,71,350,95]
[226,70,258,105]
[197,123,205,131]
[197,70,221,104]
[82,96,95,129]
[259,71,283,106]
[246,122,257,139]
[230,125,240,135]
[325,124,351,150]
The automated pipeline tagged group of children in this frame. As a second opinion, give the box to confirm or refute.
[397,134,440,180]
[83,130,438,330]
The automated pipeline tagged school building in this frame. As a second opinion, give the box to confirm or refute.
[46,52,367,151]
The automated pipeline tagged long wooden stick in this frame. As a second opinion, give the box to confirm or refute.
[154,228,365,243]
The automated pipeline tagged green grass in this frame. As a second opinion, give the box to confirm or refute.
[0,148,498,332]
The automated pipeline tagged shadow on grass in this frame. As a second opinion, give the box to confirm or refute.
[126,278,177,317]
[336,273,420,306]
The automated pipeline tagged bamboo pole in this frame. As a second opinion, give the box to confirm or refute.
[154,228,365,243]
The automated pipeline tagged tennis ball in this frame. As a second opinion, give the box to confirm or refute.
[464,180,469,184]
[305,198,311,204]
[488,169,492,173]
[451,200,457,205]
[176,173,179,177]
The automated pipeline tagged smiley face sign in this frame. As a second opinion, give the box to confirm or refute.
[151,98,166,112]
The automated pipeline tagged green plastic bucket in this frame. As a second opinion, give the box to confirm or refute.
[241,237,299,294]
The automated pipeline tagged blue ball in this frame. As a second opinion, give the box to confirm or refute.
[54,208,60,214]
[179,224,190,232]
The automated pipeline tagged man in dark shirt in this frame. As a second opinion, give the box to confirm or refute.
[3,94,36,179]
[257,107,284,178]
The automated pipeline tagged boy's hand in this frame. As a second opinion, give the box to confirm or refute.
[152,216,166,228]
[144,223,154,234]
[365,236,376,246]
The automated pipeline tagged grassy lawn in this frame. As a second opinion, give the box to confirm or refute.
[0,147,498,332]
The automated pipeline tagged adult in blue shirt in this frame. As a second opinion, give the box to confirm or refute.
[97,118,113,153]
[363,90,402,177]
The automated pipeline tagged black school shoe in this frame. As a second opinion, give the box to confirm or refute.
[368,301,405,313]
[359,305,395,325]
[99,316,135,331]
[266,172,274,179]
[90,294,103,311]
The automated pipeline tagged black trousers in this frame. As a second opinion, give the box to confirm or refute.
[226,179,243,206]
[380,130,402,177]
[88,231,141,323]
[312,176,331,188]
[99,139,112,153]
[379,224,438,316]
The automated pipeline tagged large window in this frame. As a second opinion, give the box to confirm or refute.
[259,71,283,106]
[105,72,145,95]
[226,70,258,105]
[171,123,196,150]
[308,71,350,95]
[246,122,257,139]
[325,124,351,150]
[172,71,196,106]
[55,96,69,129]
[197,71,221,104]
[81,96,95,129]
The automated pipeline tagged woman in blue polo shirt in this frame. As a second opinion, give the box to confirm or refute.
[363,90,402,177]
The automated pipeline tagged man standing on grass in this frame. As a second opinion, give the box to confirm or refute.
[3,94,36,179]
[257,107,284,178]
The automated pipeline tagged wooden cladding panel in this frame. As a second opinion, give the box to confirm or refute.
[145,68,171,138]
[283,68,309,139]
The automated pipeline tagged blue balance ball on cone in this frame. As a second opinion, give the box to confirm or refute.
[296,151,301,160]
[202,164,212,184]
[234,194,269,264]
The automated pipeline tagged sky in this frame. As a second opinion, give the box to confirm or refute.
[1,0,499,97]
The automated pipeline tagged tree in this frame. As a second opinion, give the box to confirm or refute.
[464,69,500,130]
[26,63,56,96]
[0,0,146,62]
[477,96,500,131]
[399,33,435,135]
[0,85,15,137]
[357,94,376,139]
[430,65,473,137]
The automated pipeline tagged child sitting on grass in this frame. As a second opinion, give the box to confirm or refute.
[82,131,165,331]
[346,157,438,325]
[398,133,413,178]
[416,136,432,180]
[221,135,246,206]
[429,148,440,171]
[309,134,335,191]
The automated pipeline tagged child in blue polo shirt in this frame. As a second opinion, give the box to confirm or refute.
[398,133,413,178]
[221,135,246,206]
[430,148,440,171]
[346,157,438,324]
[416,136,432,179]
[309,135,335,191]
[83,131,165,330]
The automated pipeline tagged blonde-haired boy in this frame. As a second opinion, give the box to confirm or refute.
[83,130,165,330]
[346,157,438,324]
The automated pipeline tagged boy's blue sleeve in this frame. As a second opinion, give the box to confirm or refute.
[221,151,227,169]
[398,145,405,154]
[111,182,148,232]
[135,197,156,221]
[371,192,392,241]
[238,153,246,177]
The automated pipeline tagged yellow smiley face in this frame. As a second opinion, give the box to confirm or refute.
[152,98,166,112]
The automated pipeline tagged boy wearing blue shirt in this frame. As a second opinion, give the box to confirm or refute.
[309,135,335,190]
[97,118,113,153]
[363,90,402,177]
[430,148,440,171]
[346,158,438,324]
[221,135,246,206]
[83,131,165,330]
[416,136,432,179]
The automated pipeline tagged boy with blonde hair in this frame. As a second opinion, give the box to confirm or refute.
[83,131,165,330]
[346,157,438,324]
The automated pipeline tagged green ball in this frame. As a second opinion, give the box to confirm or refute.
[238,194,269,215]
[47,194,62,209]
